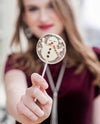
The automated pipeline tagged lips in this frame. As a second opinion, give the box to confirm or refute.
[39,24,53,30]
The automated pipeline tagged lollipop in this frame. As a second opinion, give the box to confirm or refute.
[36,33,66,77]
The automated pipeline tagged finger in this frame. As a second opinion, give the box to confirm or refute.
[40,93,52,118]
[17,101,38,121]
[43,91,52,110]
[17,114,34,124]
[26,87,48,104]
[31,73,48,89]
[23,95,44,117]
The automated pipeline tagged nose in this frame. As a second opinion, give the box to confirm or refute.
[39,9,49,23]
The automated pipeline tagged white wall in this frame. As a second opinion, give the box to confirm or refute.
[81,0,100,29]
[0,1,17,123]
[0,0,17,106]
[81,0,100,46]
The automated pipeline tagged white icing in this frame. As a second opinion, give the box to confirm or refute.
[41,43,58,61]
[36,33,66,64]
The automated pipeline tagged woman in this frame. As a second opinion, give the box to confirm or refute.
[4,0,100,124]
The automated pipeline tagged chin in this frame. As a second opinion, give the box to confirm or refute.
[34,29,62,38]
[36,31,52,38]
[41,30,59,36]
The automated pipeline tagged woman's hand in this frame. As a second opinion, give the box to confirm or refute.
[16,73,52,124]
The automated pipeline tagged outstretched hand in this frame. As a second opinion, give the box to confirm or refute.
[16,73,52,124]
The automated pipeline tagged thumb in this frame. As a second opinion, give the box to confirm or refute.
[31,73,48,90]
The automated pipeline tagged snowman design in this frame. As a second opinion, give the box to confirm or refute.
[39,36,64,62]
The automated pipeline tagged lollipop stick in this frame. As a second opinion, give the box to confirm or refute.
[42,62,48,77]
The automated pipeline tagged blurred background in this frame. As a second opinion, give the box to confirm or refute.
[0,0,100,123]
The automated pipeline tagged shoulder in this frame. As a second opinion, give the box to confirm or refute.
[92,47,100,60]
[5,53,17,66]
[5,53,22,68]
[6,53,15,60]
[4,53,24,74]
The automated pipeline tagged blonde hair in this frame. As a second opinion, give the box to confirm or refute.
[11,0,100,85]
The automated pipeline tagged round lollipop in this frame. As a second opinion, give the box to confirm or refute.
[36,33,66,77]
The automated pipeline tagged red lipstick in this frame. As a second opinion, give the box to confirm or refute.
[39,24,53,30]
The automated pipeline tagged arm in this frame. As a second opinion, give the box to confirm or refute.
[4,70,52,124]
[91,95,100,124]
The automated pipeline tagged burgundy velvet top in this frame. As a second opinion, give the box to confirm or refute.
[4,47,100,124]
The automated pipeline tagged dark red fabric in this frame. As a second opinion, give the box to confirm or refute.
[4,47,100,124]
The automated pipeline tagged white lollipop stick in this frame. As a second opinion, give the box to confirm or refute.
[42,62,48,77]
